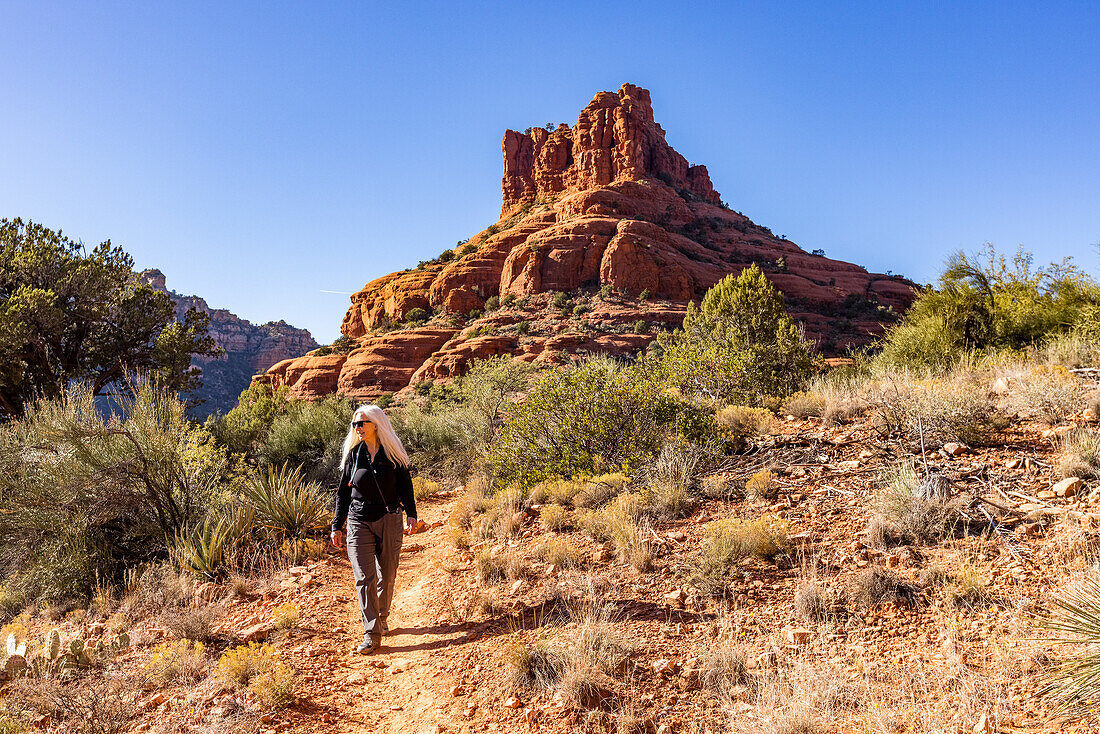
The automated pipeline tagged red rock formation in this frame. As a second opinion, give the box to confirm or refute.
[260,84,916,401]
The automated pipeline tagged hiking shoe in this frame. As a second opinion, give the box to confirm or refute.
[355,639,377,655]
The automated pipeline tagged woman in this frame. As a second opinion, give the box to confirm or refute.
[330,404,417,654]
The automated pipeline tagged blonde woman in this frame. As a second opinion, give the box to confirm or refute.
[330,404,417,654]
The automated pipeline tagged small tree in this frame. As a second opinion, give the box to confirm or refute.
[654,264,816,404]
[0,218,220,417]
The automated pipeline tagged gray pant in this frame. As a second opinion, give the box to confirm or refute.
[346,512,403,642]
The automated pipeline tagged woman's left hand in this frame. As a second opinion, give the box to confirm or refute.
[405,516,418,535]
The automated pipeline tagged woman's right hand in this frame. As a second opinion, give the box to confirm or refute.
[330,530,345,549]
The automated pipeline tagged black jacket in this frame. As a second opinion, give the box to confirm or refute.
[331,442,417,532]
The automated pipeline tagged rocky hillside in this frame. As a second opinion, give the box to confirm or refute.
[139,269,318,416]
[260,84,915,401]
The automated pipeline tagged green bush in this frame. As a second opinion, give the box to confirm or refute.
[405,307,429,324]
[389,403,483,486]
[487,358,678,487]
[652,264,816,404]
[484,295,501,311]
[0,378,238,604]
[259,394,355,480]
[878,246,1100,370]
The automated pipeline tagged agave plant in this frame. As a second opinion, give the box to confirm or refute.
[172,515,233,581]
[1039,573,1100,719]
[242,463,329,541]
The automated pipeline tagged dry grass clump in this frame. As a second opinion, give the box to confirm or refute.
[538,478,585,507]
[163,605,217,643]
[927,564,993,611]
[1058,430,1100,479]
[794,581,828,625]
[871,374,1009,447]
[534,538,582,569]
[694,517,790,597]
[717,405,778,436]
[271,602,300,630]
[732,661,860,734]
[538,504,571,532]
[507,637,560,689]
[412,477,445,501]
[702,636,750,695]
[782,391,828,418]
[745,469,779,500]
[475,548,529,584]
[867,464,959,547]
[850,567,915,608]
[506,592,631,710]
[579,504,654,572]
[1012,365,1085,425]
[701,473,739,501]
[142,640,207,684]
[574,473,630,509]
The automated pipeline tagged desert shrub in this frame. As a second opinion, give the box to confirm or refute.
[213,381,293,456]
[632,319,647,334]
[164,606,216,642]
[870,375,1008,447]
[1012,365,1085,424]
[516,320,530,335]
[142,640,207,684]
[538,504,570,532]
[939,565,992,611]
[484,295,500,311]
[850,567,914,608]
[389,403,483,486]
[868,465,959,547]
[412,477,445,501]
[744,470,779,500]
[454,356,537,428]
[551,292,569,310]
[878,246,1100,370]
[573,473,630,509]
[1059,431,1100,479]
[694,517,790,597]
[716,405,777,437]
[0,379,237,605]
[488,357,677,487]
[533,538,581,568]
[172,513,238,581]
[272,602,300,630]
[652,264,816,404]
[783,391,828,418]
[405,307,429,324]
[259,394,354,480]
[215,643,293,706]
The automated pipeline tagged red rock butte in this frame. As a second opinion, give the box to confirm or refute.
[259,84,916,401]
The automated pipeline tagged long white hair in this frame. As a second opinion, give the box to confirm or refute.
[340,404,411,469]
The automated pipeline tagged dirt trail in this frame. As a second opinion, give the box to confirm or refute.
[280,496,475,734]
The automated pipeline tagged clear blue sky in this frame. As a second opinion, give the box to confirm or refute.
[2,1,1097,343]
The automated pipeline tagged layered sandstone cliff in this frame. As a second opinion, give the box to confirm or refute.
[262,84,915,401]
[140,269,318,415]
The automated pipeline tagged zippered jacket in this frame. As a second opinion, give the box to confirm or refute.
[331,442,417,531]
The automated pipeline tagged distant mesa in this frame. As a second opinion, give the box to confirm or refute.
[258,83,915,402]
[139,269,318,416]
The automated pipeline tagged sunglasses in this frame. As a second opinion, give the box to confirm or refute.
[353,420,372,428]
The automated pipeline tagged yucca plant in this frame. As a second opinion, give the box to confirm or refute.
[242,463,329,542]
[1039,574,1100,719]
[172,516,233,581]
